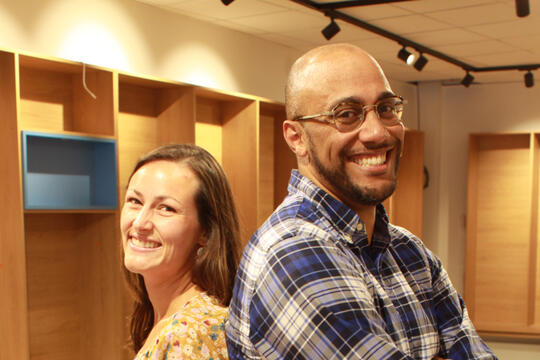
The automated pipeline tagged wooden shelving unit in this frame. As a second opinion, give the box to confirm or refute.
[384,129,424,238]
[466,132,540,338]
[0,48,425,359]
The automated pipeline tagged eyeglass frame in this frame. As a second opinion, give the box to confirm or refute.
[293,95,406,132]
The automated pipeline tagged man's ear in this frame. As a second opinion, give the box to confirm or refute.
[283,120,308,158]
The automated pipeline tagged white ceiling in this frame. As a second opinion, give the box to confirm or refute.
[135,0,540,85]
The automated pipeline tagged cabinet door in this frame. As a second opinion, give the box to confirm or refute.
[466,133,540,336]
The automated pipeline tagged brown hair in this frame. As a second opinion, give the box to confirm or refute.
[122,144,242,353]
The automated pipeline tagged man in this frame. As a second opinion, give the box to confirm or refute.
[226,44,496,360]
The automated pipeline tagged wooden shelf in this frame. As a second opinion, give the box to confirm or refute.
[118,74,195,197]
[25,213,122,360]
[19,54,115,137]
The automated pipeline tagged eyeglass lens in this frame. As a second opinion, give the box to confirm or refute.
[332,98,403,131]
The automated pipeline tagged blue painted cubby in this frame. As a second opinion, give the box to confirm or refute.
[21,131,118,210]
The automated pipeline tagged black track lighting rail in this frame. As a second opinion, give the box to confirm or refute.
[317,0,409,10]
[289,0,540,76]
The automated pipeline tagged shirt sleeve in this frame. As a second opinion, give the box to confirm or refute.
[429,255,498,360]
[248,236,415,360]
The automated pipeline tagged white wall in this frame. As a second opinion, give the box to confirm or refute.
[0,0,298,101]
[0,0,417,108]
[419,80,540,358]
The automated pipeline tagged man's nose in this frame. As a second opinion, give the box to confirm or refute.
[357,106,389,141]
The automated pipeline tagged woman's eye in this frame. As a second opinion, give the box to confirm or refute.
[126,197,142,205]
[158,204,176,213]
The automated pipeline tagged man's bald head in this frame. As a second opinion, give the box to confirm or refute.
[285,43,390,120]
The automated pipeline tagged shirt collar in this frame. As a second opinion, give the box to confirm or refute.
[288,170,391,251]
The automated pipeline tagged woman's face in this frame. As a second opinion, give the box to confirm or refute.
[121,160,203,283]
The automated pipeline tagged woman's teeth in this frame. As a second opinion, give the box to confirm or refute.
[131,237,160,249]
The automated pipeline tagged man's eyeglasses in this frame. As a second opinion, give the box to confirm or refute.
[295,96,405,132]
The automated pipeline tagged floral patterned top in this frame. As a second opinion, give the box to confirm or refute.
[134,292,229,360]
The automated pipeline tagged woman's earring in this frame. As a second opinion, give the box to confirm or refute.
[197,247,204,257]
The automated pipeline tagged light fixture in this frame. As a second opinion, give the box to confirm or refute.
[461,72,474,87]
[397,47,415,66]
[525,71,534,87]
[221,0,234,5]
[322,18,340,40]
[414,53,428,71]
[516,0,530,17]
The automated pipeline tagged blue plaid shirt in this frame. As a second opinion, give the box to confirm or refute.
[226,170,496,360]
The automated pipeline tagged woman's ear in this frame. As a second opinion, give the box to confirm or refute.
[198,232,207,247]
[283,120,308,158]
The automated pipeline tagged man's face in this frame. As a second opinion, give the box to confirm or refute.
[298,50,405,211]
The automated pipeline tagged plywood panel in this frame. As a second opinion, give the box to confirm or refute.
[79,214,124,360]
[533,134,540,326]
[72,68,115,136]
[384,129,424,238]
[119,83,196,201]
[26,214,83,360]
[258,114,275,225]
[471,134,531,328]
[118,112,160,197]
[222,100,258,244]
[196,97,223,164]
[25,213,123,360]
[0,51,30,360]
[19,67,74,132]
[157,87,195,146]
[465,134,480,319]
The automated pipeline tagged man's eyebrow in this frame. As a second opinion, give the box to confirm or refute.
[378,91,397,100]
[330,92,397,108]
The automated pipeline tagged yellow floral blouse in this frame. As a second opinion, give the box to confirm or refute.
[134,292,228,360]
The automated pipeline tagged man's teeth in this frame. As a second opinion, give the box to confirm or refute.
[354,153,386,167]
[131,237,160,249]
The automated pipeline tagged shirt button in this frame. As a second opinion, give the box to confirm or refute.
[356,223,364,232]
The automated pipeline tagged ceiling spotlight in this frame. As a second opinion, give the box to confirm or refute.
[221,0,234,5]
[461,72,474,87]
[516,0,530,17]
[525,71,534,87]
[414,53,428,71]
[322,18,340,40]
[397,47,415,66]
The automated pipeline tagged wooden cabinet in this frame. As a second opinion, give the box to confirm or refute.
[466,132,540,338]
[384,129,424,238]
[0,48,425,359]
[2,51,124,360]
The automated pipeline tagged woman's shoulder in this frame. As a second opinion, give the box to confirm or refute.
[177,292,228,320]
[136,293,229,360]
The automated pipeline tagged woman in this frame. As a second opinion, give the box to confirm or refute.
[122,144,242,359]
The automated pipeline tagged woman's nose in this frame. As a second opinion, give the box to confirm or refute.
[133,207,153,231]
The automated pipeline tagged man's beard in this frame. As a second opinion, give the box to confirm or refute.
[308,137,400,207]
